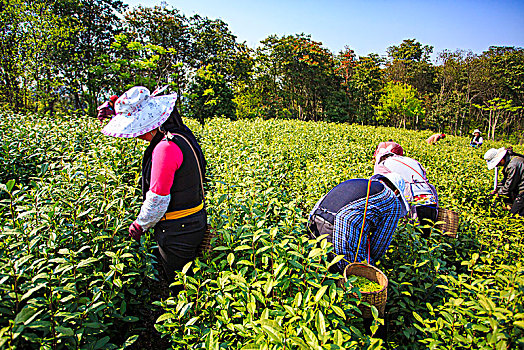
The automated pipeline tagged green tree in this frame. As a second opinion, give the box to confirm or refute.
[374,81,425,128]
[385,39,437,96]
[349,54,385,124]
[254,34,339,121]
[123,5,190,99]
[188,15,241,83]
[0,0,75,113]
[54,0,127,114]
[429,50,479,134]
[0,0,30,110]
[97,33,180,95]
[186,64,236,126]
[473,98,522,140]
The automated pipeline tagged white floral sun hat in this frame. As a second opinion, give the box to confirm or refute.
[101,85,177,138]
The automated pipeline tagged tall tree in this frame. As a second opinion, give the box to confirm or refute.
[0,0,75,112]
[348,54,385,124]
[385,39,437,96]
[474,98,522,140]
[53,0,126,114]
[187,15,240,82]
[374,81,425,128]
[123,5,190,98]
[255,34,339,121]
[186,64,236,126]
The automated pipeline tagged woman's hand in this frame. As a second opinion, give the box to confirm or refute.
[129,221,144,241]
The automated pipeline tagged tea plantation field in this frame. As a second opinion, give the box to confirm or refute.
[1,113,523,349]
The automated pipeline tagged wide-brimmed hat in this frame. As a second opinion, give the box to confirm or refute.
[484,147,507,170]
[473,129,481,134]
[371,173,410,217]
[101,86,177,138]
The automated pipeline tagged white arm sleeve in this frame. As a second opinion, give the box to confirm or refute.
[135,190,171,231]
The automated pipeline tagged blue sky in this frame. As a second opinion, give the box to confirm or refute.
[124,0,524,61]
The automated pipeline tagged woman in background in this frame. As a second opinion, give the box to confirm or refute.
[469,129,483,148]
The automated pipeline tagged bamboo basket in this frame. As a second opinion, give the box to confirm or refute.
[197,224,214,256]
[341,263,388,318]
[436,208,459,238]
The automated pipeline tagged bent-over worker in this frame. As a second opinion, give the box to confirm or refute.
[427,133,445,145]
[374,147,438,237]
[307,173,409,272]
[96,95,118,124]
[484,147,524,216]
[373,141,403,160]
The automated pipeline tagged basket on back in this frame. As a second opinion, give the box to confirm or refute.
[197,224,214,256]
[436,208,459,238]
[340,263,388,318]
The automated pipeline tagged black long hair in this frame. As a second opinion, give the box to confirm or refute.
[507,147,524,159]
[148,107,206,176]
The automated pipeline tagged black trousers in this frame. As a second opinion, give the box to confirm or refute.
[510,193,524,216]
[416,205,438,238]
[153,210,206,293]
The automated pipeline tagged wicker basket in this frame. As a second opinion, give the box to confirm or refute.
[436,208,459,238]
[197,224,214,256]
[341,263,388,318]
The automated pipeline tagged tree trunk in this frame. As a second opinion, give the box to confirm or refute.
[491,111,499,140]
[487,110,492,139]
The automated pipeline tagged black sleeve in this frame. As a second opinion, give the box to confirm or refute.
[498,164,517,197]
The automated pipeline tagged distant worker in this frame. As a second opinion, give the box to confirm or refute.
[373,140,403,160]
[374,146,438,237]
[484,147,524,216]
[469,129,483,148]
[427,133,445,145]
[96,95,119,124]
[307,173,409,272]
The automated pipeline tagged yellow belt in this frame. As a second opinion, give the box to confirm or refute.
[160,202,204,221]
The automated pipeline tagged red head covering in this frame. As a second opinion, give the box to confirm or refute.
[109,95,119,103]
[373,141,404,157]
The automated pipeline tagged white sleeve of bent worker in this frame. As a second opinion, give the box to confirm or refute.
[135,190,171,231]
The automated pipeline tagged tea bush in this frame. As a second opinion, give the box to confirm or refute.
[0,114,523,349]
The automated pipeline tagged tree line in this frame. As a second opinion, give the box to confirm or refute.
[1,0,523,140]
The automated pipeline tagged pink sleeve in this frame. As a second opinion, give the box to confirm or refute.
[150,140,183,196]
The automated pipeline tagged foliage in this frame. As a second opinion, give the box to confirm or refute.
[385,39,437,97]
[1,2,524,139]
[473,98,522,140]
[123,5,190,96]
[0,113,152,348]
[0,0,77,113]
[253,34,340,121]
[1,114,524,349]
[342,54,385,125]
[374,82,425,128]
[185,65,236,125]
[97,33,180,94]
[56,0,127,115]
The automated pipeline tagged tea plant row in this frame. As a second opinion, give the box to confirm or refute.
[0,113,522,349]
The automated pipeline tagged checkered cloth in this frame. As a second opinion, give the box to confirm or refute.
[333,186,403,270]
